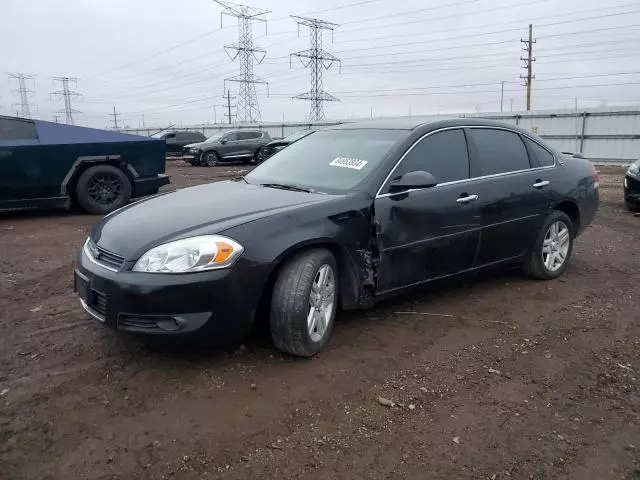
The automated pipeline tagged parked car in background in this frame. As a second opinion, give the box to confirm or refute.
[182,130,271,166]
[0,115,169,214]
[256,129,315,163]
[624,159,640,211]
[75,118,599,357]
[152,130,206,155]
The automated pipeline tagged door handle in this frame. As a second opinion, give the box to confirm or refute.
[456,194,478,204]
[533,180,550,189]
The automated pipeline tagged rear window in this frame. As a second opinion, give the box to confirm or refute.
[523,136,555,167]
[0,117,38,141]
[468,128,531,176]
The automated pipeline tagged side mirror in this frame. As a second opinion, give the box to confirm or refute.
[388,171,438,193]
[220,139,227,144]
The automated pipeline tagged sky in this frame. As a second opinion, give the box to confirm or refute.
[2,0,640,128]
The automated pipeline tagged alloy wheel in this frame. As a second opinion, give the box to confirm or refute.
[307,264,336,342]
[541,220,570,272]
[87,173,122,205]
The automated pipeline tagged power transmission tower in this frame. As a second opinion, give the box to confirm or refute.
[520,24,536,111]
[111,106,121,129]
[215,1,269,123]
[290,16,341,121]
[8,73,35,119]
[222,89,237,124]
[52,77,82,125]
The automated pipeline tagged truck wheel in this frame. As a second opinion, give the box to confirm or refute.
[203,151,219,167]
[270,249,338,357]
[75,164,132,215]
[523,210,574,280]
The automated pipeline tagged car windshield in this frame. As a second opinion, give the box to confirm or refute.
[284,130,313,142]
[204,134,223,143]
[245,129,404,194]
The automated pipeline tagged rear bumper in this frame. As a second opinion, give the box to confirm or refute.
[133,174,170,197]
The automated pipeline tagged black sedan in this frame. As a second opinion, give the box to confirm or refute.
[624,159,640,211]
[256,129,315,163]
[74,119,599,357]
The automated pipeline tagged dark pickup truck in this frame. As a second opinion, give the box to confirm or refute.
[0,116,169,214]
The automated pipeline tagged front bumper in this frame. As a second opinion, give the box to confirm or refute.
[133,174,170,197]
[182,150,200,164]
[74,246,266,340]
[624,174,640,209]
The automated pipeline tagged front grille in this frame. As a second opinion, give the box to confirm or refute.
[87,239,125,271]
[92,291,107,316]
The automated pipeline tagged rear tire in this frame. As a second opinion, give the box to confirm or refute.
[270,249,338,357]
[202,151,219,167]
[75,164,132,215]
[523,210,574,280]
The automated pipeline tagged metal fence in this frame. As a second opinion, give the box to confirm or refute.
[118,107,640,165]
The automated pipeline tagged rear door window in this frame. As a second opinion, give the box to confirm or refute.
[238,132,260,140]
[389,128,470,185]
[468,128,531,176]
[522,136,555,167]
[0,117,38,141]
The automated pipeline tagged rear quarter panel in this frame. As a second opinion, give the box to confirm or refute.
[548,155,599,235]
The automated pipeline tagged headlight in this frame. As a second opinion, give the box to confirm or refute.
[628,161,639,176]
[132,235,243,273]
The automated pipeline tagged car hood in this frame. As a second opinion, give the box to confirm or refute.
[91,180,335,259]
[183,141,211,149]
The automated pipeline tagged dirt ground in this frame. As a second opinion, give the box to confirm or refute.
[0,161,638,480]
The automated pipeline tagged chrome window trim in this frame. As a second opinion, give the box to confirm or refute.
[375,125,557,198]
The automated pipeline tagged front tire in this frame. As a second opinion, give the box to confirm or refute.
[270,249,338,357]
[75,164,132,215]
[523,210,574,280]
[202,151,219,167]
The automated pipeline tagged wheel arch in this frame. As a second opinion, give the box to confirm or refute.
[62,155,134,199]
[553,200,580,234]
[252,239,362,328]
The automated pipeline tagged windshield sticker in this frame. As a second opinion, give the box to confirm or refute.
[330,157,368,170]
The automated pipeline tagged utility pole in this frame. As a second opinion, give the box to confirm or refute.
[53,115,59,123]
[215,1,269,123]
[111,106,121,129]
[290,16,341,121]
[520,24,536,111]
[222,89,236,125]
[510,98,514,112]
[8,73,35,119]
[52,77,81,125]
[500,81,505,113]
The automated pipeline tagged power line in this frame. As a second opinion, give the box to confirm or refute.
[290,16,341,121]
[332,0,640,45]
[215,0,270,123]
[8,73,35,119]
[52,77,82,125]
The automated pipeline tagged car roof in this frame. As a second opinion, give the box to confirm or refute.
[326,117,525,131]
